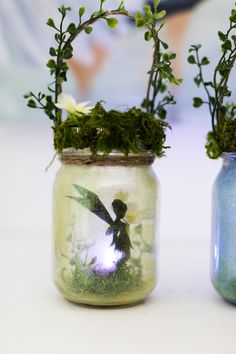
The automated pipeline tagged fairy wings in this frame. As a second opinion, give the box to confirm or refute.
[67,184,114,226]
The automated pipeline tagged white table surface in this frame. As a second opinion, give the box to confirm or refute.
[1,119,236,354]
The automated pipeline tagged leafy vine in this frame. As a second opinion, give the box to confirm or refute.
[24,0,181,158]
[188,5,236,158]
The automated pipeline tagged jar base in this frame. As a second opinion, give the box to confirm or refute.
[54,278,156,307]
[222,297,236,306]
[212,278,236,305]
[64,296,146,308]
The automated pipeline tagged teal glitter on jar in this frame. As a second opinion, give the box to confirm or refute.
[211,152,236,303]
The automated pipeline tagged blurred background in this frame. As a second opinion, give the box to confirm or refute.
[1,0,235,239]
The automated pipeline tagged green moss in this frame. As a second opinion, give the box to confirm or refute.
[53,102,170,157]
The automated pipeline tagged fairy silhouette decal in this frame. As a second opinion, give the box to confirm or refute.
[67,184,132,265]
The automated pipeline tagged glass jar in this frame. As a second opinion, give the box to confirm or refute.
[211,152,236,303]
[52,151,159,306]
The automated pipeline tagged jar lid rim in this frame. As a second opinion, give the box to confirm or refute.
[222,152,236,159]
[60,149,155,166]
[61,148,154,158]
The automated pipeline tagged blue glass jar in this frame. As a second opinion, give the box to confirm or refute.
[211,153,236,303]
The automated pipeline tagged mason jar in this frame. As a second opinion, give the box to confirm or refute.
[52,149,159,306]
[211,152,236,303]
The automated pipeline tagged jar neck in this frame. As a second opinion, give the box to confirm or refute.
[222,152,236,166]
[60,148,155,167]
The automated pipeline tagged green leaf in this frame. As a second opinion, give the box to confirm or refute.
[218,31,226,42]
[106,18,119,29]
[201,57,210,65]
[38,93,45,99]
[92,10,106,18]
[205,132,221,159]
[158,106,167,119]
[168,53,177,60]
[162,53,176,61]
[230,13,236,23]
[219,105,227,115]
[47,59,56,69]
[144,31,152,41]
[204,81,214,88]
[161,40,168,49]
[193,97,204,108]
[189,44,201,52]
[231,9,236,16]
[153,10,166,21]
[84,26,93,34]
[46,95,54,105]
[118,0,125,9]
[63,48,73,60]
[23,92,32,99]
[27,99,37,108]
[209,96,216,105]
[60,62,68,71]
[58,5,71,16]
[160,84,167,93]
[49,47,57,57]
[222,39,232,51]
[173,78,183,85]
[135,12,145,27]
[188,55,196,64]
[54,33,60,43]
[143,5,153,18]
[67,23,77,34]
[47,18,56,29]
[57,76,65,84]
[162,53,169,61]
[154,0,160,11]
[79,7,86,17]
[48,86,55,93]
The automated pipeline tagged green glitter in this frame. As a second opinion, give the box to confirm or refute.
[63,258,143,298]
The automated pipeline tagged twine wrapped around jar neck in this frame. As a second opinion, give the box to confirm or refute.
[60,150,155,166]
[222,152,236,161]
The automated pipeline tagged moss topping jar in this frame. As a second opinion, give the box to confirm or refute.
[52,149,159,307]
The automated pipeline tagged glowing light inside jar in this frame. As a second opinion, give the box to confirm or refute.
[81,236,124,276]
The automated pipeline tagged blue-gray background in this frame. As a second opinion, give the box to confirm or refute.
[0,0,235,123]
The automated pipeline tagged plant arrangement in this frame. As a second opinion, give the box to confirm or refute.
[24,0,181,158]
[188,4,236,159]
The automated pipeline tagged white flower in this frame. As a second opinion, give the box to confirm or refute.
[55,93,94,114]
